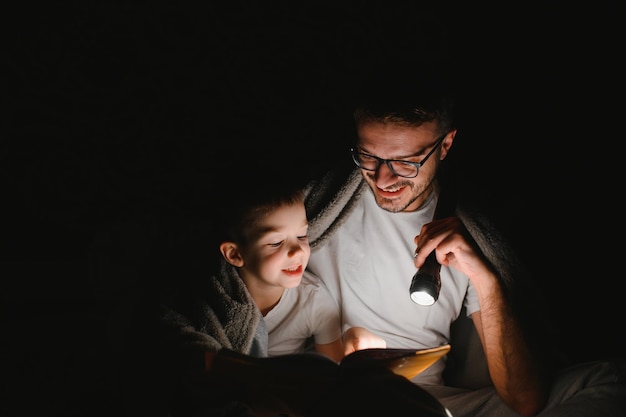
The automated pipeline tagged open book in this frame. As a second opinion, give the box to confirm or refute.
[205,343,451,381]
[201,344,451,416]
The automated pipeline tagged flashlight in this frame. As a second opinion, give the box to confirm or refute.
[409,251,441,306]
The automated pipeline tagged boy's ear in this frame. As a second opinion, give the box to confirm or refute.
[219,241,244,267]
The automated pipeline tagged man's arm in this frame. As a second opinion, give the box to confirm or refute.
[415,216,550,416]
[471,287,549,416]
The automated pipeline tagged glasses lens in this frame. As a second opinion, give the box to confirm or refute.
[389,161,418,178]
[353,153,378,170]
[351,150,419,178]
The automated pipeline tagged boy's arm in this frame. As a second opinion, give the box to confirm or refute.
[315,337,344,363]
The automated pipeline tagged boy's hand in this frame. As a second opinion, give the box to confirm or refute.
[343,326,387,356]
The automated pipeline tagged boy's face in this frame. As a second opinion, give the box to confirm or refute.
[239,202,310,289]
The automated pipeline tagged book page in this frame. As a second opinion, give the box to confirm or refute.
[339,344,451,379]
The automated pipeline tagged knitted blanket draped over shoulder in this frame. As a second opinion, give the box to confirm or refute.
[156,259,267,357]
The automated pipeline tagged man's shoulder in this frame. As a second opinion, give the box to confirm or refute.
[305,163,365,249]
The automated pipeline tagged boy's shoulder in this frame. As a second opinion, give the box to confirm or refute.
[299,270,323,289]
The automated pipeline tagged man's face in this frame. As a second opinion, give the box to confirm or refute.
[355,120,452,213]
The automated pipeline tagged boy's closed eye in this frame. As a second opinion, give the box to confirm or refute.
[267,235,308,247]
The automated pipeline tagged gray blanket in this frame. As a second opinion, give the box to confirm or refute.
[156,259,268,357]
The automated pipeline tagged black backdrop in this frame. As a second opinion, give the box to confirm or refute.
[4,2,624,367]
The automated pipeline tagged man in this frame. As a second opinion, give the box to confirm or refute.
[304,62,625,416]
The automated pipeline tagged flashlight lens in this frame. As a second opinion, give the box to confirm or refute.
[410,290,435,306]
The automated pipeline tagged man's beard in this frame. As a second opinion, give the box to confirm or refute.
[364,173,435,213]
[365,177,418,213]
[377,192,420,213]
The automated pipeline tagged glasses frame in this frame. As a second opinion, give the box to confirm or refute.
[350,132,447,178]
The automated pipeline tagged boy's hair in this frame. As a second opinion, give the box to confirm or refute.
[217,181,305,246]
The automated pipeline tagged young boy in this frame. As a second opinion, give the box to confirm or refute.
[217,182,344,362]
[118,179,345,417]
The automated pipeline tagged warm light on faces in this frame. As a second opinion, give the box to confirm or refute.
[239,203,311,290]
[356,121,451,213]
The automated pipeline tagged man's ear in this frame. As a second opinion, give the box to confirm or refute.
[219,241,244,267]
[440,129,457,160]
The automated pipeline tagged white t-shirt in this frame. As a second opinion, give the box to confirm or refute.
[306,187,479,384]
[264,272,342,357]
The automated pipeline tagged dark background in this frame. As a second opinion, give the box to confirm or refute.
[3,2,624,414]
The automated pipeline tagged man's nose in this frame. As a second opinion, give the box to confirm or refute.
[374,161,398,186]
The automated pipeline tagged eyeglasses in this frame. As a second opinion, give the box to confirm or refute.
[350,133,447,178]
